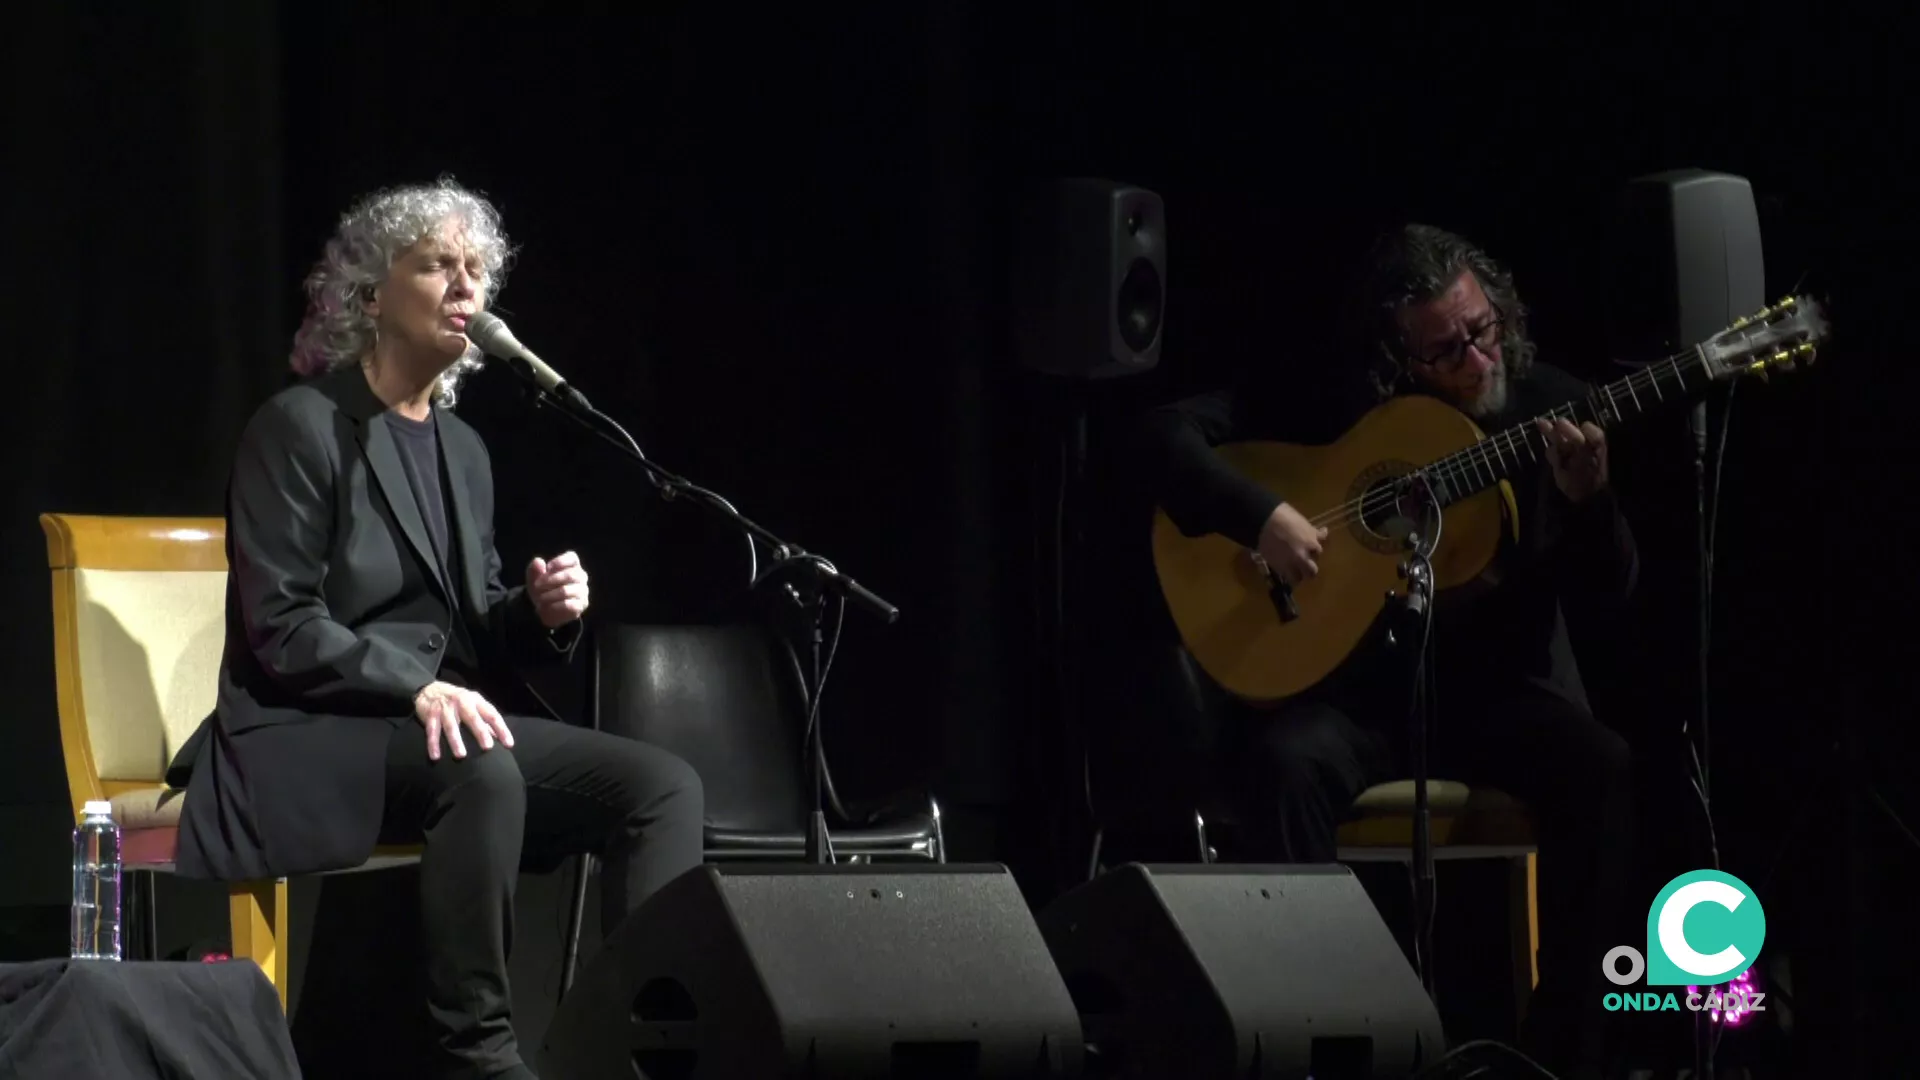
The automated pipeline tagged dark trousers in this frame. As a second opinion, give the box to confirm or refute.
[380,714,706,1079]
[1222,681,1633,1070]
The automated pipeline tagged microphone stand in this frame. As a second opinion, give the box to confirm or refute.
[1387,476,1440,1004]
[508,365,899,868]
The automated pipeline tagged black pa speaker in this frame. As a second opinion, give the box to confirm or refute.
[537,864,1085,1079]
[1611,168,1765,357]
[1599,169,1769,860]
[1036,864,1445,1079]
[1011,178,1165,379]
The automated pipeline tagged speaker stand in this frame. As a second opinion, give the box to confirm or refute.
[1045,383,1095,898]
[1688,397,1719,1080]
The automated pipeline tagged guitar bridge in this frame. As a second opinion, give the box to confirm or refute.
[1269,579,1300,623]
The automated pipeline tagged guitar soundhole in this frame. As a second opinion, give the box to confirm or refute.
[1349,461,1438,554]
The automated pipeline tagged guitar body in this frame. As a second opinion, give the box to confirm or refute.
[1151,394,1516,706]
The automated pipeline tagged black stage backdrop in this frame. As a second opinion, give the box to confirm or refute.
[2,7,1908,1074]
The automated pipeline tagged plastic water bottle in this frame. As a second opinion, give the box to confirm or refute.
[70,800,122,960]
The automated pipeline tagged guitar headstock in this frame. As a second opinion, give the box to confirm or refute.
[1699,295,1832,383]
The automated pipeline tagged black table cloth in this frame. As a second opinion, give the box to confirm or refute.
[0,958,299,1079]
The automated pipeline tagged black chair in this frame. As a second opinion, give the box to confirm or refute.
[1079,640,1226,877]
[558,621,945,999]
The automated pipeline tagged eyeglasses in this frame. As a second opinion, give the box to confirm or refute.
[1413,308,1505,371]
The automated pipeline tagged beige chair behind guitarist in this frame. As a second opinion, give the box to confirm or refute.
[1333,782,1539,1002]
[40,512,420,1009]
[1182,784,1539,1021]
[1085,641,1542,1019]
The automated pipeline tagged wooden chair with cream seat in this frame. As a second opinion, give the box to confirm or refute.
[40,512,421,1009]
[1187,783,1541,1016]
[1161,641,1543,1009]
[1334,782,1539,1005]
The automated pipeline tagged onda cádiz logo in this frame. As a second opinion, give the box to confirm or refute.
[1602,869,1767,1016]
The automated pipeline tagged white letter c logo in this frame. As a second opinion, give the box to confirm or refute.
[1658,879,1747,977]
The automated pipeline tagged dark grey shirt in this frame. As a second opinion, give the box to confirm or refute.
[387,409,490,687]
[387,410,453,584]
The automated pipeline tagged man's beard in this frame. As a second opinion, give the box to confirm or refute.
[1459,362,1510,419]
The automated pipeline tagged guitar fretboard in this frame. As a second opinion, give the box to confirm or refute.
[1424,346,1708,507]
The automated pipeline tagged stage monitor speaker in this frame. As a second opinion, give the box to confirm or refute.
[537,864,1085,1080]
[1611,168,1765,358]
[1035,863,1445,1079]
[1011,178,1165,380]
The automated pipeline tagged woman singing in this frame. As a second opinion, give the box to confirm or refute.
[167,178,705,1080]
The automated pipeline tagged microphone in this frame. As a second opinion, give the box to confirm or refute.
[464,311,592,411]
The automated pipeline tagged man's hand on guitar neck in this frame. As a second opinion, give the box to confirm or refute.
[1535,417,1610,504]
[1255,502,1328,586]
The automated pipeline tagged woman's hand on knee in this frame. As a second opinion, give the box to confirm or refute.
[414,682,515,761]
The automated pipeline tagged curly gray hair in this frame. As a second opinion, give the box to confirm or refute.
[288,177,514,406]
[1361,223,1535,401]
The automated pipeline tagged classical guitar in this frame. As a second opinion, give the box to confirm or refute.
[1151,295,1831,705]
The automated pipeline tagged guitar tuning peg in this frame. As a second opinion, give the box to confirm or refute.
[1776,296,1798,311]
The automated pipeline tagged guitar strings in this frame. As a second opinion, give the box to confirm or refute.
[1303,356,1692,534]
[1302,302,1817,537]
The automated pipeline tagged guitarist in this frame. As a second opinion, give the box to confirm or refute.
[1132,224,1637,1075]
